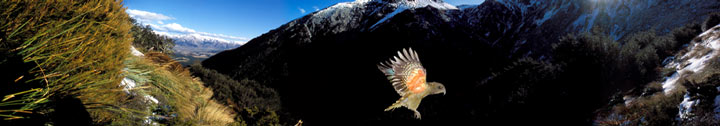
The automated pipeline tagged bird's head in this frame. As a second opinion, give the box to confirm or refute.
[428,82,446,95]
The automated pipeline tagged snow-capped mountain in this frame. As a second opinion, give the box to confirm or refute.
[200,0,720,124]
[160,33,243,50]
[159,32,244,65]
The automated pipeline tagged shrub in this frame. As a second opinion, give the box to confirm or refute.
[671,23,702,45]
[552,31,621,85]
[594,17,713,125]
[552,29,690,90]
[620,30,672,81]
[189,64,282,125]
[595,91,684,126]
[702,12,720,31]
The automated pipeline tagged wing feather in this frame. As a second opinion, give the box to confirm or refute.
[378,48,427,96]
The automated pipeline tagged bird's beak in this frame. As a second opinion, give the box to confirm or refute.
[443,91,446,95]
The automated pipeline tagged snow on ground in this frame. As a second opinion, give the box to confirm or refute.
[370,6,407,29]
[662,25,720,94]
[144,95,159,104]
[679,93,699,119]
[313,0,373,18]
[130,46,144,57]
[535,8,557,25]
[120,77,137,94]
[370,0,457,29]
[623,96,636,106]
[125,45,161,125]
[677,85,720,120]
[658,25,720,119]
[315,0,457,30]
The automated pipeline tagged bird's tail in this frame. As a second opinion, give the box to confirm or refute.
[384,98,404,111]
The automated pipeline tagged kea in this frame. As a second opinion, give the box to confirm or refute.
[378,48,446,119]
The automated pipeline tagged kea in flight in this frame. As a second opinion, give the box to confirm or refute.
[378,48,446,119]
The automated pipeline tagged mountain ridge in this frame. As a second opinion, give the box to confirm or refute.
[201,0,720,124]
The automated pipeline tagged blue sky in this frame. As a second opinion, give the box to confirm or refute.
[123,0,484,43]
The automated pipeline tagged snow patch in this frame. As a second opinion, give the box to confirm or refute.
[370,6,407,29]
[122,74,161,125]
[661,25,720,94]
[623,96,636,106]
[120,77,137,94]
[145,95,159,104]
[130,46,144,57]
[369,0,457,29]
[535,8,557,25]
[679,93,698,119]
[314,0,374,18]
[315,0,457,30]
[662,73,681,94]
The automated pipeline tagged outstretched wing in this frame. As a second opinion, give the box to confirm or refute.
[378,48,428,96]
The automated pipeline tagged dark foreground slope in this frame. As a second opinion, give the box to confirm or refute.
[201,0,720,125]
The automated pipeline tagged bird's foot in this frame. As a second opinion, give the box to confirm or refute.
[413,110,422,119]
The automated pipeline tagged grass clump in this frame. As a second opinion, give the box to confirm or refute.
[130,52,236,125]
[0,1,236,125]
[0,0,132,123]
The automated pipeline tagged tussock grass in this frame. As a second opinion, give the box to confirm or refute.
[0,0,132,121]
[1,1,235,125]
[131,52,235,125]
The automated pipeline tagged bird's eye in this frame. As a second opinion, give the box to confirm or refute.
[438,86,443,89]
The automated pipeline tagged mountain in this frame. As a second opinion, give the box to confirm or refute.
[200,0,720,124]
[168,33,244,50]
[163,33,244,65]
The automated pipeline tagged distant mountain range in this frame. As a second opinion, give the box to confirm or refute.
[165,33,244,49]
[163,33,243,65]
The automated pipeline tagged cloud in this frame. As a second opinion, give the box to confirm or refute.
[162,23,196,33]
[126,9,173,24]
[298,7,306,14]
[313,6,320,11]
[127,9,249,44]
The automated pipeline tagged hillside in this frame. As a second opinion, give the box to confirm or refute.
[200,0,720,125]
